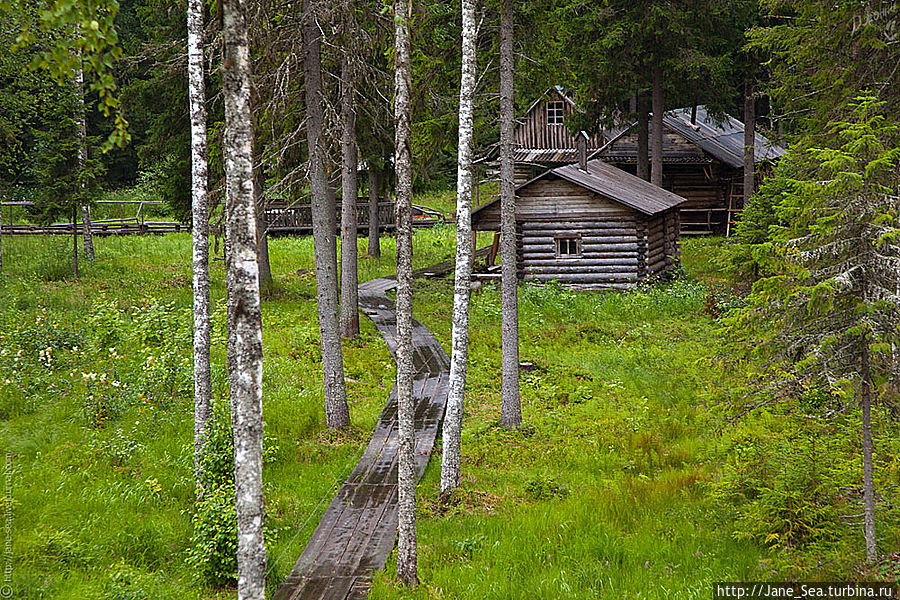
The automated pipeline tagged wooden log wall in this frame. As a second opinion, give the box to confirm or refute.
[603,129,705,161]
[511,179,640,287]
[474,176,684,288]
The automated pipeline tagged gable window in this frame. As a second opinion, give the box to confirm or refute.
[547,101,565,125]
[555,235,581,258]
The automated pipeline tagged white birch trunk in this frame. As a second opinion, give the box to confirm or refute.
[188,0,212,496]
[303,0,351,429]
[222,0,267,597]
[650,64,664,188]
[74,50,94,262]
[498,0,521,429]
[340,15,361,339]
[394,0,418,585]
[440,0,477,494]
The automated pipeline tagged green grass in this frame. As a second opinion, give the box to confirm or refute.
[0,227,896,600]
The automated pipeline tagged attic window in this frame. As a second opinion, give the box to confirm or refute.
[547,101,565,125]
[555,235,581,258]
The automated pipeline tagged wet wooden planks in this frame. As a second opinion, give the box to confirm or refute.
[273,276,449,600]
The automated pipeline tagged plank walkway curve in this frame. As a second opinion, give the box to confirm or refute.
[273,275,450,600]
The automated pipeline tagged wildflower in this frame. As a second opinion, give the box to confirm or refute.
[4,379,9,385]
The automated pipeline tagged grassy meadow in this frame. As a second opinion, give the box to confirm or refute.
[0,203,897,599]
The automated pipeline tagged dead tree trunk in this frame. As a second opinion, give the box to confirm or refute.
[222,0,267,597]
[650,64,664,188]
[74,49,94,262]
[441,0,477,494]
[499,0,521,429]
[637,91,650,182]
[367,169,381,258]
[743,81,756,202]
[188,0,212,495]
[304,0,350,429]
[340,14,361,339]
[394,0,418,586]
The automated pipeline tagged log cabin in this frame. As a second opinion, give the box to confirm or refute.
[497,92,784,235]
[593,106,785,235]
[471,157,686,290]
[509,87,608,183]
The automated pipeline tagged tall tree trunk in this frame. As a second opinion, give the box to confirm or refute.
[650,64,663,188]
[72,202,78,277]
[222,0,267,597]
[743,81,756,202]
[0,183,3,275]
[861,338,877,565]
[340,16,360,339]
[441,0,477,494]
[75,50,94,262]
[188,0,212,496]
[637,91,650,182]
[394,0,418,586]
[253,133,273,288]
[367,169,381,258]
[499,0,520,429]
[304,0,350,429]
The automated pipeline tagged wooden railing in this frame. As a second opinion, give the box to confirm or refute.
[265,199,399,234]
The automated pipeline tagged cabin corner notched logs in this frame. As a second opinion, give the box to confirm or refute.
[472,159,684,289]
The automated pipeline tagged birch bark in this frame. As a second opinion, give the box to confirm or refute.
[340,11,361,339]
[394,0,418,585]
[499,0,521,429]
[74,49,94,262]
[303,0,350,429]
[440,0,477,494]
[222,0,267,597]
[188,0,212,495]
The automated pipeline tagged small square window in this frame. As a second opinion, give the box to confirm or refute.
[547,101,565,125]
[556,236,580,257]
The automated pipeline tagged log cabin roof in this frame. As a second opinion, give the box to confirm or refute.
[472,158,687,221]
[660,106,785,168]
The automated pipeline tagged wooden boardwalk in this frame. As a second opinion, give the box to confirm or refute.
[273,275,449,600]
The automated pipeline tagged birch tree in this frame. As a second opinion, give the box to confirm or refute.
[74,47,94,262]
[440,0,477,495]
[222,0,267,596]
[188,0,212,495]
[339,1,361,339]
[498,0,521,429]
[394,0,417,585]
[303,0,351,429]
[724,96,900,566]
